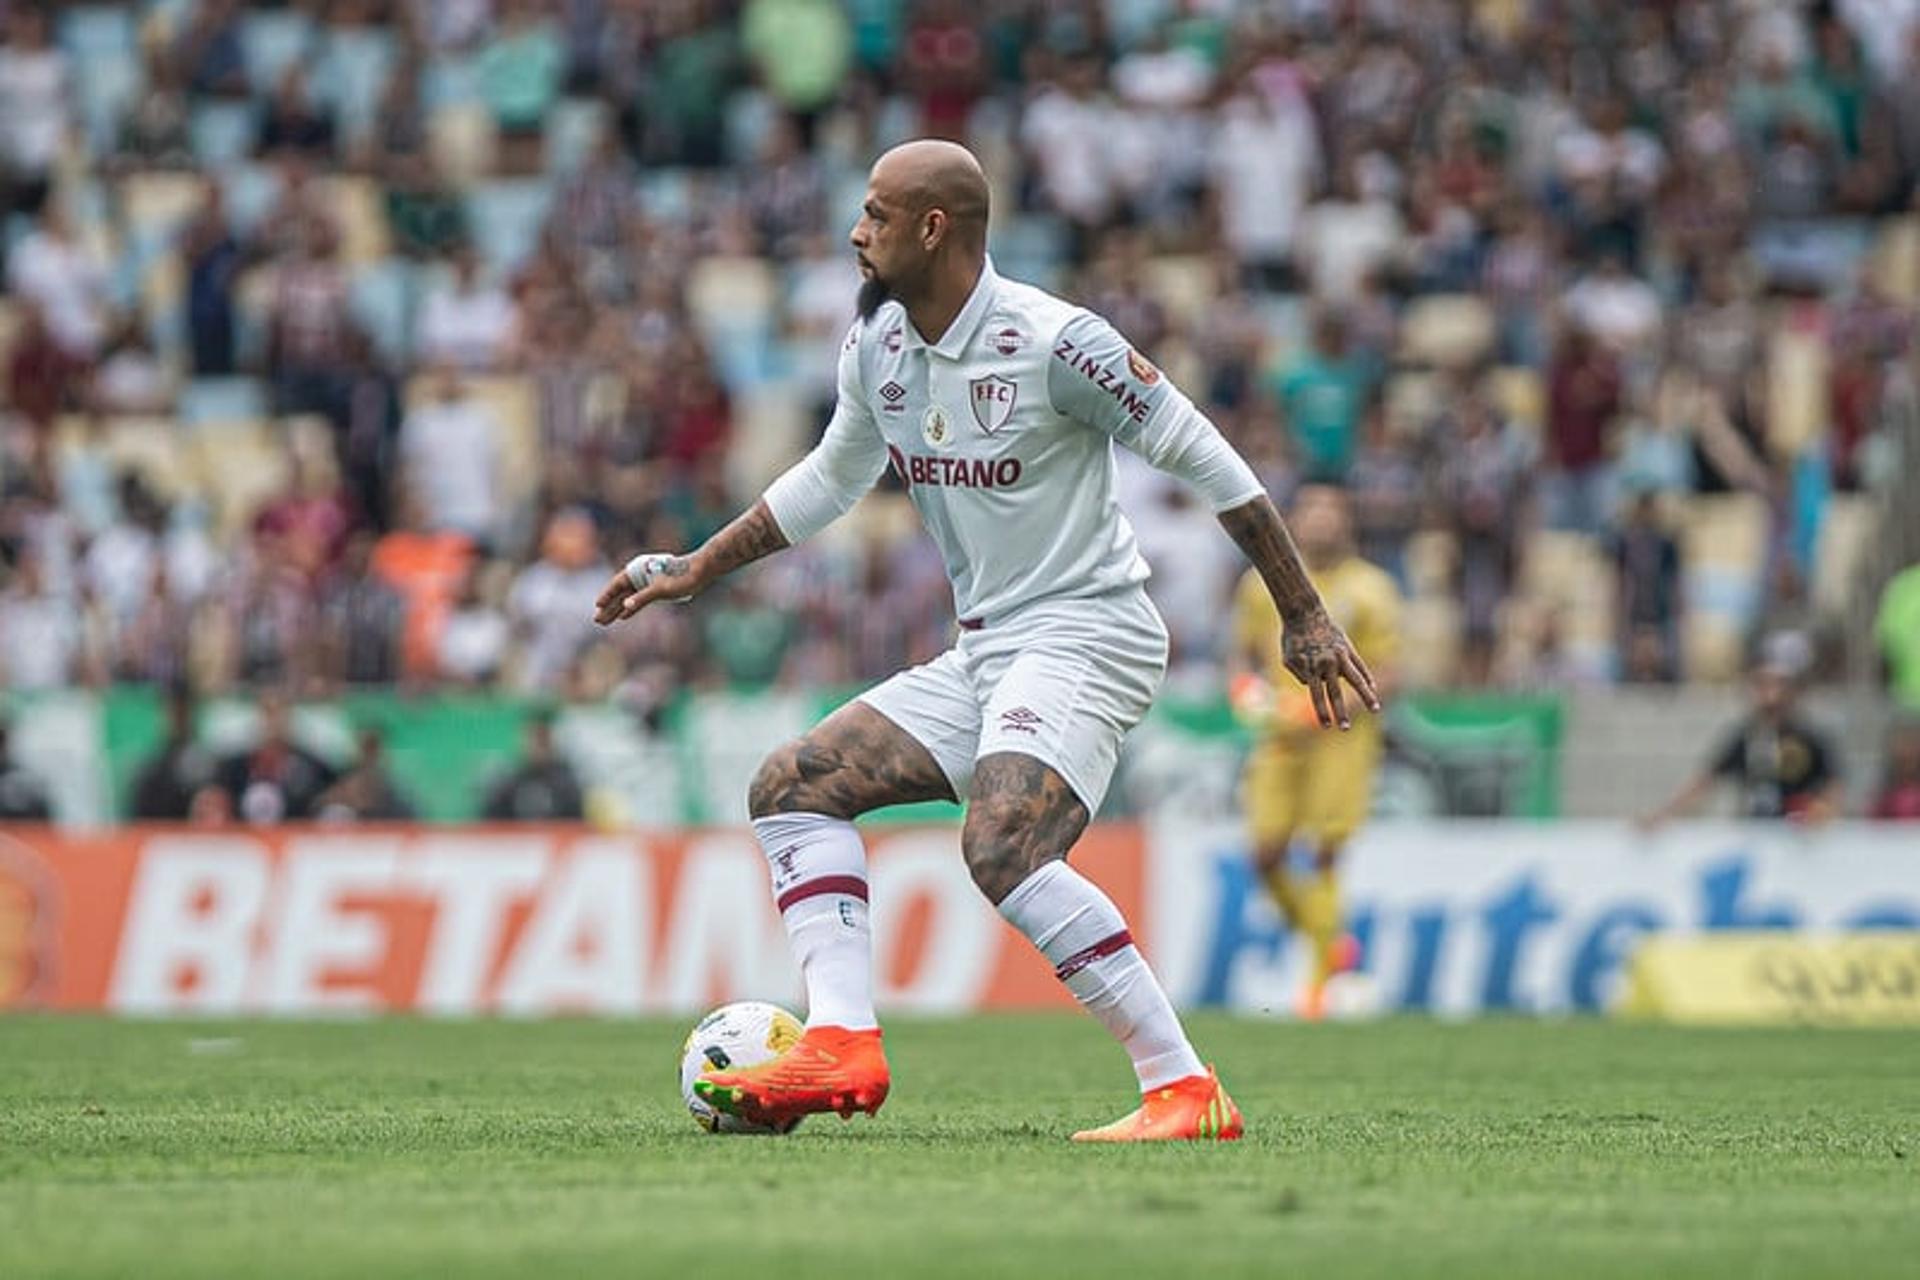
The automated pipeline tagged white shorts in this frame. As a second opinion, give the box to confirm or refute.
[857,588,1169,815]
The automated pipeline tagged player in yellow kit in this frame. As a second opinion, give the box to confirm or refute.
[1228,485,1400,1019]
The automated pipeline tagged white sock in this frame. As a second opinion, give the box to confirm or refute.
[998,861,1205,1091]
[752,812,877,1032]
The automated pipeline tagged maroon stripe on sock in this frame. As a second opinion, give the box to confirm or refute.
[776,875,869,914]
[1053,929,1133,981]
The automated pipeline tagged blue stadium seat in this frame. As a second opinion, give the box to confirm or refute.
[56,6,136,61]
[988,214,1067,285]
[219,163,282,236]
[351,258,419,366]
[544,99,608,176]
[314,28,397,145]
[422,55,484,109]
[180,377,268,426]
[191,101,262,168]
[73,47,144,158]
[241,9,316,95]
[466,179,554,274]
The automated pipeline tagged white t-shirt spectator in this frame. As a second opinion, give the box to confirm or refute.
[401,395,502,541]
[1296,197,1406,302]
[1209,91,1321,267]
[416,281,521,371]
[437,602,510,684]
[1565,272,1664,352]
[8,230,109,358]
[0,42,69,175]
[0,588,77,690]
[1022,87,1115,224]
[507,559,607,692]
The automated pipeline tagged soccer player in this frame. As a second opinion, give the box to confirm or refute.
[594,141,1376,1141]
[1227,485,1400,1020]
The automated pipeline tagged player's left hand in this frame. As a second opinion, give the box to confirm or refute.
[593,552,704,626]
[1281,607,1381,731]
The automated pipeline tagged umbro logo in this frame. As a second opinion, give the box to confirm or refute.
[999,706,1043,736]
[879,380,907,411]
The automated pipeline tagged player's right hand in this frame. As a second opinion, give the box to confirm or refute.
[593,552,704,626]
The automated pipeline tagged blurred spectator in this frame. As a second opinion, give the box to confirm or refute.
[90,320,175,418]
[0,719,52,821]
[482,713,584,820]
[1442,390,1532,687]
[480,0,564,171]
[321,531,408,686]
[1642,641,1842,825]
[267,228,359,427]
[1209,66,1320,288]
[0,552,78,691]
[1872,718,1920,820]
[119,50,194,171]
[183,183,246,377]
[399,367,505,544]
[1345,402,1422,588]
[742,0,852,134]
[418,248,522,370]
[214,692,340,824]
[1272,312,1372,484]
[259,67,338,162]
[175,0,249,99]
[315,727,417,822]
[6,302,84,432]
[743,118,828,259]
[387,156,469,260]
[373,491,476,679]
[0,8,69,223]
[1297,155,1403,304]
[9,206,112,362]
[1024,56,1118,258]
[506,508,608,693]
[1543,324,1623,535]
[901,0,986,141]
[703,576,794,686]
[1612,490,1684,684]
[130,687,219,821]
[437,560,511,686]
[408,0,495,53]
[1878,561,1920,712]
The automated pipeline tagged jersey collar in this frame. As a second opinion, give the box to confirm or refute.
[905,256,998,361]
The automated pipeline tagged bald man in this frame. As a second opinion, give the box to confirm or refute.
[596,140,1375,1142]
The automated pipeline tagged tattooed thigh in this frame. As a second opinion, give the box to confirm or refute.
[961,752,1090,904]
[747,701,956,820]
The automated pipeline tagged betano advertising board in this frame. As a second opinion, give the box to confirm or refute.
[0,823,1913,1016]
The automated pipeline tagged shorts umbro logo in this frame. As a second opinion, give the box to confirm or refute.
[999,707,1043,735]
[880,381,907,411]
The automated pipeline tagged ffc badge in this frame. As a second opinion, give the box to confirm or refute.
[969,375,1017,435]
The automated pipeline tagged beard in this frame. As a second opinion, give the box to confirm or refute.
[857,275,891,321]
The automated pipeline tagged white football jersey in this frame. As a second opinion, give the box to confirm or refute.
[764,259,1262,626]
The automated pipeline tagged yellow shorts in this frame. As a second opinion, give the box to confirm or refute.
[1242,725,1381,849]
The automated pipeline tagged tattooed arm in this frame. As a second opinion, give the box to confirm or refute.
[592,500,789,626]
[1217,495,1381,730]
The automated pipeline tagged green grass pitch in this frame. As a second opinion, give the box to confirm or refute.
[2,1015,1915,1278]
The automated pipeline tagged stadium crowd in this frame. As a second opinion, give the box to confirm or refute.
[0,0,1915,727]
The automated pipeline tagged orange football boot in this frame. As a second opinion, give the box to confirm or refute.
[1071,1066,1244,1142]
[693,1025,890,1127]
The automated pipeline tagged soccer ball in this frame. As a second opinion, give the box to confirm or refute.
[679,1001,806,1134]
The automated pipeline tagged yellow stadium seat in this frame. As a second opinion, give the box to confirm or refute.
[1812,494,1878,616]
[321,175,391,267]
[428,103,498,188]
[1399,295,1495,369]
[1873,216,1919,305]
[686,256,778,334]
[189,419,287,539]
[1398,597,1463,688]
[1141,255,1212,330]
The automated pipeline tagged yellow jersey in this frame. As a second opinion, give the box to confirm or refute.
[1231,555,1401,737]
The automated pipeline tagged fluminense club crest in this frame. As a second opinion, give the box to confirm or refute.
[969,375,1017,435]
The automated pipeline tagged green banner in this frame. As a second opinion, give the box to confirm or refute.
[74,686,1562,826]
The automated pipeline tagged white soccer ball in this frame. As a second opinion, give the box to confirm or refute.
[679,1001,806,1134]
